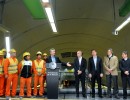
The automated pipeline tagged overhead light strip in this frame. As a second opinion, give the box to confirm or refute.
[41,0,57,33]
[45,8,54,23]
[50,23,57,32]
[115,16,130,32]
[5,36,10,58]
[42,0,49,3]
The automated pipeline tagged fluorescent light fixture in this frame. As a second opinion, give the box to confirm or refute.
[41,0,57,33]
[5,36,10,57]
[45,8,54,23]
[112,30,118,35]
[50,22,57,32]
[42,0,49,3]
[115,17,130,31]
[0,25,10,33]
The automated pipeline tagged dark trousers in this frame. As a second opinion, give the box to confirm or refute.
[91,71,102,96]
[75,74,86,95]
[106,75,119,96]
[121,75,130,97]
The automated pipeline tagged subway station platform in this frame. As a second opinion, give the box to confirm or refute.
[0,89,130,100]
[0,94,130,100]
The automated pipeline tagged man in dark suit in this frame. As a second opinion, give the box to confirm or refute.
[88,49,103,98]
[73,50,87,98]
[46,48,71,66]
[119,51,130,99]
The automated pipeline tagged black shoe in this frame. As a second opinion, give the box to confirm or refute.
[92,95,95,98]
[0,95,4,97]
[26,96,32,98]
[115,95,120,99]
[76,94,79,98]
[32,95,37,98]
[123,97,127,99]
[99,95,103,98]
[82,94,87,98]
[107,95,112,98]
[12,96,18,98]
[39,95,45,98]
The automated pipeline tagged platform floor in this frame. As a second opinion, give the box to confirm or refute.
[0,94,130,100]
[0,89,130,100]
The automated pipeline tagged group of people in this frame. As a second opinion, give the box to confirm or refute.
[0,48,130,99]
[73,48,130,99]
[0,49,48,99]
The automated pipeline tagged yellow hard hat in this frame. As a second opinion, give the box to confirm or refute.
[0,51,4,55]
[43,53,47,56]
[9,49,16,53]
[2,48,6,52]
[23,52,30,57]
[36,51,42,55]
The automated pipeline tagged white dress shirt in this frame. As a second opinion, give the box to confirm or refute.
[93,56,97,69]
[124,57,128,61]
[78,57,82,66]
[108,54,112,59]
[51,56,56,63]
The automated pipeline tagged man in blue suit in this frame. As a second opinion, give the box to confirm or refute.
[88,49,103,98]
[46,48,71,66]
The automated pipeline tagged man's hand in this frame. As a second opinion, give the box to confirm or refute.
[124,71,129,75]
[38,73,42,76]
[5,75,8,78]
[100,73,103,77]
[77,70,82,75]
[88,74,92,78]
[108,69,112,73]
[67,62,71,67]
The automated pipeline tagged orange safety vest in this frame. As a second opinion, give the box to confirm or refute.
[34,60,44,73]
[0,59,4,74]
[8,58,18,74]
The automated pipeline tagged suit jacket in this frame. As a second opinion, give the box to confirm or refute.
[103,55,118,75]
[73,57,87,76]
[46,56,66,66]
[119,58,130,76]
[88,56,103,75]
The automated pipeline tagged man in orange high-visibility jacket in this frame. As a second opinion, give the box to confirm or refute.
[2,48,7,59]
[18,52,33,98]
[4,49,18,98]
[33,51,46,97]
[42,53,47,93]
[0,51,5,97]
[1,48,7,96]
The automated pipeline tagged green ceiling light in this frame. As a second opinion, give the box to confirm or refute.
[23,0,46,19]
[119,0,130,17]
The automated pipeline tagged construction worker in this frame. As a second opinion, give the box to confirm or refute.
[2,48,7,58]
[0,51,5,97]
[33,51,46,97]
[42,53,47,93]
[18,52,33,98]
[1,49,7,97]
[43,53,48,62]
[4,49,18,99]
